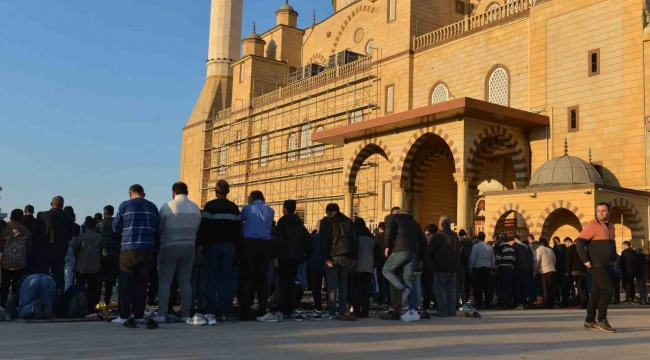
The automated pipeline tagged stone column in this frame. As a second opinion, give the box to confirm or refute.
[454,173,471,232]
[343,186,356,218]
[392,181,405,209]
[411,193,423,223]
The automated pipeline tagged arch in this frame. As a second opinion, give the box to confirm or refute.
[609,198,645,240]
[411,148,454,194]
[466,125,529,187]
[308,53,327,65]
[330,4,376,54]
[536,200,589,239]
[287,133,297,162]
[487,203,535,236]
[299,123,311,159]
[485,64,510,107]
[429,81,450,104]
[344,139,395,188]
[260,134,269,167]
[313,126,325,157]
[396,127,461,187]
[219,144,227,174]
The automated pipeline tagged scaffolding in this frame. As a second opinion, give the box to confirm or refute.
[200,54,381,226]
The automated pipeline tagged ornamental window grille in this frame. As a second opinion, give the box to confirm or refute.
[219,145,227,174]
[388,0,396,22]
[386,85,394,114]
[366,40,375,55]
[260,135,269,166]
[300,123,311,159]
[314,127,325,157]
[383,182,392,210]
[487,3,500,21]
[488,68,509,106]
[350,110,363,124]
[288,133,297,162]
[431,84,449,104]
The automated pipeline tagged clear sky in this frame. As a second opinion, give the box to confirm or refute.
[0,0,333,220]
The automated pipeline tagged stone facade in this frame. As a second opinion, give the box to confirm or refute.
[181,0,650,251]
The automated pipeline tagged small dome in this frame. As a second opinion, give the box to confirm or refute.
[528,153,603,187]
[278,3,295,11]
[244,32,262,40]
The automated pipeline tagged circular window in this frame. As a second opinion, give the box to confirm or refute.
[354,28,364,44]
[365,40,375,55]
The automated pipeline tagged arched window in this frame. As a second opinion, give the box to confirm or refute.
[487,66,509,107]
[314,127,325,157]
[219,145,227,174]
[430,83,449,104]
[350,110,363,124]
[300,123,311,159]
[487,2,500,21]
[288,133,297,162]
[260,134,269,166]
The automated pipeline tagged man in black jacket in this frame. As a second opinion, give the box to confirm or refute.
[381,209,426,322]
[512,235,531,309]
[565,237,588,308]
[427,215,459,317]
[620,241,637,303]
[552,237,569,308]
[320,203,356,320]
[31,196,74,294]
[196,180,241,322]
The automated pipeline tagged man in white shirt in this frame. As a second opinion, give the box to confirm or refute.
[533,238,557,309]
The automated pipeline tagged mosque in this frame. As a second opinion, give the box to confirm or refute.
[180,0,650,252]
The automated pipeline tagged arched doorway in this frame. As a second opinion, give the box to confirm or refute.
[542,208,583,242]
[609,198,645,252]
[495,210,530,238]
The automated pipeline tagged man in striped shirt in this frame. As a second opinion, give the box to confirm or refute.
[112,184,159,323]
[495,234,516,309]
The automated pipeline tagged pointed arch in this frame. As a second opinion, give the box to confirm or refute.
[609,198,645,240]
[536,200,589,238]
[487,203,535,236]
[344,139,395,188]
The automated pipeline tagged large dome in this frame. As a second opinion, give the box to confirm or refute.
[528,149,603,188]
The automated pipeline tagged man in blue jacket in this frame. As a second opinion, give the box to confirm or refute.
[112,184,159,324]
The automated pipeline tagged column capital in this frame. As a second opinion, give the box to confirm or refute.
[453,172,471,185]
[347,185,357,194]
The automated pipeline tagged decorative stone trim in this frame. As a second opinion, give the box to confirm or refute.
[536,200,588,239]
[487,203,535,236]
[609,197,645,240]
[396,127,461,186]
[344,139,395,187]
[331,5,376,54]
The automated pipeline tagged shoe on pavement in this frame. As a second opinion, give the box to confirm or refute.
[595,319,617,333]
[187,313,208,326]
[419,311,431,319]
[293,309,305,322]
[379,310,401,320]
[123,316,137,328]
[335,314,349,321]
[306,310,322,321]
[347,313,357,321]
[145,318,158,329]
[111,317,127,324]
[257,312,281,323]
[205,314,218,326]
[584,321,597,330]
[401,309,420,322]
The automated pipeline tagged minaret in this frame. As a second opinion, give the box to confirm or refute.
[181,0,243,205]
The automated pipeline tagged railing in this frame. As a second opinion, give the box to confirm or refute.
[414,0,531,50]
[251,55,373,107]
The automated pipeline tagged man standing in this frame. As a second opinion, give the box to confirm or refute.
[320,203,356,321]
[0,209,31,307]
[155,182,201,323]
[565,238,588,309]
[428,215,460,317]
[259,200,311,322]
[534,238,556,309]
[552,237,569,308]
[576,202,617,333]
[97,205,119,308]
[382,209,426,322]
[512,235,531,309]
[457,230,473,307]
[495,235,516,309]
[238,191,274,321]
[421,224,437,311]
[469,232,495,310]
[112,184,159,324]
[22,205,35,231]
[620,241,637,303]
[32,196,75,293]
[308,223,325,319]
[373,222,389,306]
[73,218,104,314]
[197,179,241,324]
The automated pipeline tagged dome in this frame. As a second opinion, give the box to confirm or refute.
[528,146,603,187]
[278,3,295,11]
[244,32,262,40]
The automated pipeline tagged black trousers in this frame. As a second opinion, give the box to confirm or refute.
[513,269,528,306]
[610,274,621,303]
[421,272,433,310]
[311,269,325,310]
[1,268,24,307]
[277,260,300,315]
[76,272,101,313]
[553,272,571,307]
[36,249,66,292]
[237,240,272,316]
[541,272,556,309]
[351,272,371,316]
[100,255,118,304]
[119,249,153,319]
[623,273,636,302]
[472,267,493,309]
[587,267,613,322]
[572,274,589,308]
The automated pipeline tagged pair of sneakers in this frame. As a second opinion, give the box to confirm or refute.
[257,311,284,323]
[186,313,218,326]
[400,309,421,322]
[584,319,616,333]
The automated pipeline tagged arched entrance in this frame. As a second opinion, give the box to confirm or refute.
[343,140,395,223]
[609,198,645,252]
[488,203,534,238]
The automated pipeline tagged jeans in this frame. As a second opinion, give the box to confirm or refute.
[497,267,514,307]
[404,272,422,309]
[433,273,457,316]
[119,248,153,319]
[382,251,417,310]
[297,261,308,289]
[18,274,57,319]
[157,245,194,318]
[100,254,118,304]
[204,243,235,316]
[376,266,390,305]
[586,267,613,322]
[311,269,325,310]
[471,267,493,309]
[324,256,352,316]
[238,240,272,316]
[76,272,101,313]
[636,277,648,303]
[352,272,372,316]
[64,253,75,292]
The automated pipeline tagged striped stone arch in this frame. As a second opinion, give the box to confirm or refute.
[344,139,395,187]
[536,200,589,239]
[411,148,454,194]
[487,203,535,236]
[466,125,529,188]
[308,53,327,65]
[396,127,461,187]
[330,4,376,54]
[609,198,645,240]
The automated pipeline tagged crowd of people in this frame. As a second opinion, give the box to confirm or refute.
[0,181,648,334]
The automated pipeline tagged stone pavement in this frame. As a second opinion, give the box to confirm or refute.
[2,308,650,360]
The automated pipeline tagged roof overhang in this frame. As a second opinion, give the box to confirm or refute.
[312,97,549,146]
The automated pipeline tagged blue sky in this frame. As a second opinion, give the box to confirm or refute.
[0,0,332,219]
